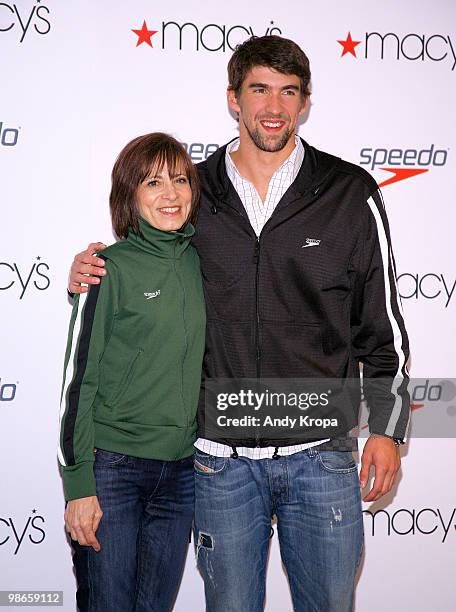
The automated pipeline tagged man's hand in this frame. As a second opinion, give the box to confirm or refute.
[359,435,401,502]
[68,242,107,294]
[65,495,103,551]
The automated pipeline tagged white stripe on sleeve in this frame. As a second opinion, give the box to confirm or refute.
[57,292,88,467]
[367,195,407,436]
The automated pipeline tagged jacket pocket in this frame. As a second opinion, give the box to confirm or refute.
[105,348,143,407]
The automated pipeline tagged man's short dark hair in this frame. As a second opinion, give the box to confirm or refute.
[227,35,311,98]
[110,132,200,239]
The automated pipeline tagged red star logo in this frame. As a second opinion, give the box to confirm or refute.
[337,32,361,58]
[132,20,158,48]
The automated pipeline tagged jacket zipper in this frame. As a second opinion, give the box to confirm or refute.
[254,237,261,378]
[173,243,190,432]
[251,193,319,447]
[254,235,261,446]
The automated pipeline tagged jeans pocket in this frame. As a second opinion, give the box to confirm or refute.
[94,448,128,466]
[315,450,357,474]
[194,451,228,475]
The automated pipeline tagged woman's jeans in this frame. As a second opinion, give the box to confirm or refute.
[71,449,194,612]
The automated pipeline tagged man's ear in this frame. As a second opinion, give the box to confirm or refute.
[227,87,241,114]
[299,95,311,117]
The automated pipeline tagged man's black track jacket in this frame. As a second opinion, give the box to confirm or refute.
[192,138,410,450]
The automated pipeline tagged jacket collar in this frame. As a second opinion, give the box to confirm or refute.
[199,136,341,205]
[126,217,195,259]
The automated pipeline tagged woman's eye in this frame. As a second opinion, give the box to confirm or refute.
[176,176,188,184]
[147,180,159,187]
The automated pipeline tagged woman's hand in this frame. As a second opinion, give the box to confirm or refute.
[65,496,103,551]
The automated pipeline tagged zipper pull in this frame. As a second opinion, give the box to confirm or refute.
[254,239,260,261]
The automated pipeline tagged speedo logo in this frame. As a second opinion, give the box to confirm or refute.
[144,290,160,300]
[360,144,448,187]
[0,122,20,147]
[302,238,321,248]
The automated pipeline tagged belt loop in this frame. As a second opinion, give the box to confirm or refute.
[272,447,280,460]
[230,446,239,459]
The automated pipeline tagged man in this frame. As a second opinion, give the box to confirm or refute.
[68,36,409,611]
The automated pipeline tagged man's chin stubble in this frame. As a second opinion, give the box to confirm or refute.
[247,126,293,153]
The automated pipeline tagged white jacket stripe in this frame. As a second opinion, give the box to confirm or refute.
[57,293,88,466]
[367,195,407,436]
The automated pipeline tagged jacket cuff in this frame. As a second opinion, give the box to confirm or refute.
[61,461,96,501]
[367,409,409,441]
[369,431,407,445]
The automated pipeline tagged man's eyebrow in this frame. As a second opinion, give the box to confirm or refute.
[247,82,270,89]
[282,84,300,91]
[247,82,300,91]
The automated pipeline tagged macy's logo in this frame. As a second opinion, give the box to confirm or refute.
[337,31,456,71]
[0,510,45,555]
[131,18,282,51]
[363,506,456,543]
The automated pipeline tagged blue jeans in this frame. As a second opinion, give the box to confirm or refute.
[194,448,363,612]
[71,449,194,612]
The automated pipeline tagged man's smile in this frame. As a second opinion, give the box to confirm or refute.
[259,118,287,132]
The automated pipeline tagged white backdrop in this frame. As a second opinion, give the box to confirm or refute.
[1,1,455,610]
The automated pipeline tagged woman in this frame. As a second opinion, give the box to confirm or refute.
[58,133,206,611]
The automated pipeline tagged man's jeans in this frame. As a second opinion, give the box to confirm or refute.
[71,449,194,612]
[194,447,363,612]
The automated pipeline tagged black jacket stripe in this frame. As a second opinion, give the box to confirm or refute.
[62,282,101,465]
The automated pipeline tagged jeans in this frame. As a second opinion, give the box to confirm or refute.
[71,449,194,612]
[194,447,363,612]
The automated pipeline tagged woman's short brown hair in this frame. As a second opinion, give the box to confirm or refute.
[110,132,200,238]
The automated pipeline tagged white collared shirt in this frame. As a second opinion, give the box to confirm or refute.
[195,136,329,459]
[225,135,304,236]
